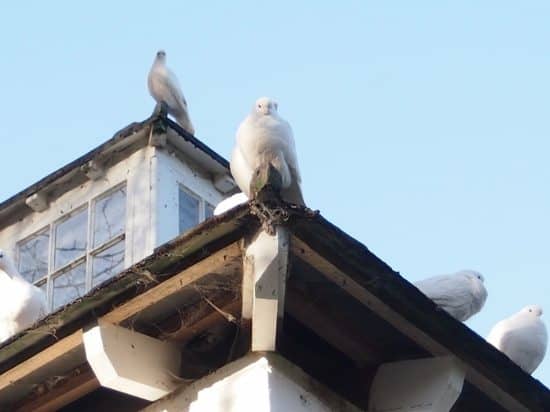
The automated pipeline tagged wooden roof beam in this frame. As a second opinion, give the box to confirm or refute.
[0,241,242,408]
[290,235,533,412]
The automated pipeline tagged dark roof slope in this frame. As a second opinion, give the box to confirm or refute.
[0,202,548,411]
[285,211,550,411]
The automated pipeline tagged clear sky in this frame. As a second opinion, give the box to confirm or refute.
[1,2,549,387]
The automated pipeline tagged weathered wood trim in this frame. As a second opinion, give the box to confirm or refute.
[15,366,98,412]
[0,241,243,406]
[285,286,379,366]
[290,235,536,412]
[164,300,241,343]
[0,331,83,393]
[102,242,241,323]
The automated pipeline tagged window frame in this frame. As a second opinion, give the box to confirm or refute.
[87,185,127,289]
[177,184,215,234]
[17,183,128,311]
[16,225,51,285]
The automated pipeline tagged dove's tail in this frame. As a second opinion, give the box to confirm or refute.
[281,178,306,206]
[175,110,195,136]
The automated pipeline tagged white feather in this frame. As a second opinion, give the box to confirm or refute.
[414,270,487,321]
[487,305,547,374]
[230,97,305,205]
[147,50,195,135]
[0,250,47,343]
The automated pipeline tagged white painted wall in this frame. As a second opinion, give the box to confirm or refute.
[0,147,154,267]
[151,149,224,248]
[0,143,226,279]
[143,354,361,412]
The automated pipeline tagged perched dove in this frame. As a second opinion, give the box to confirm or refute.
[214,192,249,216]
[147,50,195,135]
[0,250,47,342]
[414,270,487,322]
[230,97,305,205]
[487,305,547,374]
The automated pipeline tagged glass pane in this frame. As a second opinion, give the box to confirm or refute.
[94,187,126,247]
[205,203,215,220]
[54,209,87,270]
[92,241,125,287]
[37,280,49,311]
[53,263,86,309]
[18,230,49,283]
[179,188,199,233]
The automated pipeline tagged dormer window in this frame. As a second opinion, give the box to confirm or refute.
[17,185,127,311]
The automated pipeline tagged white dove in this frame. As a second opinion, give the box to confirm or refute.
[414,270,487,322]
[214,192,249,216]
[0,250,47,343]
[487,305,547,374]
[147,50,195,135]
[230,97,305,205]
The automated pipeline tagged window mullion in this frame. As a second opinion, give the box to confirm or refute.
[86,201,93,291]
[91,233,126,256]
[51,256,87,278]
[199,198,206,222]
[19,184,127,312]
[47,223,55,311]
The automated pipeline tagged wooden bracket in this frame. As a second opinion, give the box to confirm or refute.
[213,173,236,194]
[369,356,465,412]
[25,192,49,213]
[80,159,105,180]
[243,227,289,351]
[83,322,181,401]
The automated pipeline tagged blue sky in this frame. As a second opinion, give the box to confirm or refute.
[1,2,549,386]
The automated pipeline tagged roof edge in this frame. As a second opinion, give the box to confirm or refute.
[0,113,231,226]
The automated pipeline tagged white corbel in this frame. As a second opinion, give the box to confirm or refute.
[213,174,236,194]
[25,192,49,212]
[369,356,465,412]
[83,322,181,401]
[80,159,105,180]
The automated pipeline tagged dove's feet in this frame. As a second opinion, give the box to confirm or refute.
[250,200,289,236]
[153,102,169,118]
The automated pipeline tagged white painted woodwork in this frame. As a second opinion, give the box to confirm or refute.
[368,356,465,412]
[80,159,105,180]
[0,142,227,280]
[213,173,236,193]
[143,353,361,412]
[0,148,149,269]
[125,146,155,264]
[25,192,49,213]
[151,149,224,248]
[83,322,181,401]
[243,227,289,352]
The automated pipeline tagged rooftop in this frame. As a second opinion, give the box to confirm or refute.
[0,114,233,230]
[0,196,548,411]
